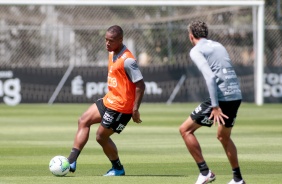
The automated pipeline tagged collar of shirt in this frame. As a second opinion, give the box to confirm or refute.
[113,45,127,62]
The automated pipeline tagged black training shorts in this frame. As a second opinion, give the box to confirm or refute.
[190,98,241,128]
[96,99,132,133]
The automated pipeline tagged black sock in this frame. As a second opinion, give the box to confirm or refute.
[68,148,81,164]
[232,167,243,182]
[110,158,123,170]
[197,161,209,176]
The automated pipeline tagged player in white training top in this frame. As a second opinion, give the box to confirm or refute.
[179,21,245,184]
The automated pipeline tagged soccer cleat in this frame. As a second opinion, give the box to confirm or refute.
[103,167,125,176]
[228,179,246,184]
[69,161,77,173]
[195,170,216,184]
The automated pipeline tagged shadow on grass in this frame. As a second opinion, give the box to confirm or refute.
[120,174,186,177]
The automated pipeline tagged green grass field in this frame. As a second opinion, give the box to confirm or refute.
[0,103,281,184]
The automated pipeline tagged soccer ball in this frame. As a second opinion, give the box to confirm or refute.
[49,155,70,176]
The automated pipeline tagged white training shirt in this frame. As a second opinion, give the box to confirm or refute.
[190,38,242,107]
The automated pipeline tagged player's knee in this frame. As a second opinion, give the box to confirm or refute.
[217,134,223,142]
[179,124,186,136]
[96,133,107,145]
[179,124,194,137]
[96,134,103,144]
[77,117,84,126]
[217,134,229,145]
[77,116,90,128]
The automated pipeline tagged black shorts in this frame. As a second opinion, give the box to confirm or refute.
[190,98,241,128]
[96,99,132,133]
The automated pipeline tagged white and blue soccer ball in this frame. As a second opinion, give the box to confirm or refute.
[49,155,70,176]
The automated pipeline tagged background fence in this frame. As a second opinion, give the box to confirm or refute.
[0,1,281,105]
[0,4,261,67]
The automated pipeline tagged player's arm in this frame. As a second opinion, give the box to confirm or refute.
[124,58,145,123]
[190,49,228,125]
[190,49,218,106]
[133,79,145,123]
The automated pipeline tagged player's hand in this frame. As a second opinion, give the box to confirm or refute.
[132,110,142,123]
[209,106,228,126]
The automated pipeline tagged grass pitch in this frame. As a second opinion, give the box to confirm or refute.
[0,103,281,184]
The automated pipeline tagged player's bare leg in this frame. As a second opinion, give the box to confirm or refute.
[96,125,117,160]
[217,125,239,168]
[217,125,244,183]
[73,104,101,149]
[179,116,216,183]
[96,124,125,176]
[179,116,203,162]
[68,103,101,172]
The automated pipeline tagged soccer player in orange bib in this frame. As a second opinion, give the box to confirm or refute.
[67,25,145,176]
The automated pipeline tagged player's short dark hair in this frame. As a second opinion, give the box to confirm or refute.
[188,21,208,39]
[107,25,123,38]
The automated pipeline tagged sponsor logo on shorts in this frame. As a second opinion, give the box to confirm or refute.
[201,116,213,125]
[194,105,202,114]
[116,124,125,131]
[103,112,114,122]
